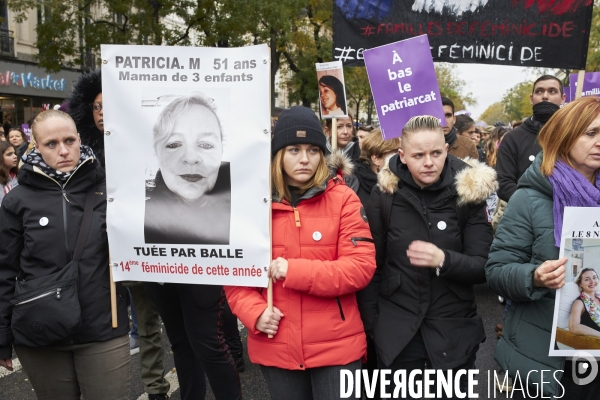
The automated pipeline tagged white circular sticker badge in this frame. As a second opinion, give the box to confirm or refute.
[437,221,447,230]
[39,217,49,226]
[529,155,535,161]
[312,231,322,241]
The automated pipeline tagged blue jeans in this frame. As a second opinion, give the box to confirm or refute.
[260,360,361,400]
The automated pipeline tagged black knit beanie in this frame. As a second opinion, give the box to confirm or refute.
[271,106,327,156]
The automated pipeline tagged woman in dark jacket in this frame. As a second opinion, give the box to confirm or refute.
[361,116,497,398]
[486,96,600,398]
[0,110,130,399]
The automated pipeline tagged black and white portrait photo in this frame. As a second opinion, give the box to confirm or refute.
[144,92,231,245]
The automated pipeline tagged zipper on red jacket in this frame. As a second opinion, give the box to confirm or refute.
[350,237,374,246]
[335,297,345,321]
[293,207,301,227]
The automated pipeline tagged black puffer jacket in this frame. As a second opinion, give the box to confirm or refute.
[354,161,378,206]
[361,154,496,369]
[495,117,542,201]
[0,159,129,359]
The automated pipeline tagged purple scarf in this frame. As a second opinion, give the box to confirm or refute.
[548,160,600,247]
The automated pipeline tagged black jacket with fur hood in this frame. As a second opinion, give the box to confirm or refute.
[68,70,105,167]
[360,154,497,369]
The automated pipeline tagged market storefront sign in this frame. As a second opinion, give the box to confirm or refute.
[0,71,65,91]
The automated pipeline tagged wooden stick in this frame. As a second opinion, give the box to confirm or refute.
[331,117,338,151]
[109,261,118,328]
[575,70,585,100]
[268,157,274,339]
[267,279,274,339]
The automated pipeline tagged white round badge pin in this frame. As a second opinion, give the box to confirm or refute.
[529,155,535,161]
[437,221,447,230]
[39,217,49,226]
[312,231,322,241]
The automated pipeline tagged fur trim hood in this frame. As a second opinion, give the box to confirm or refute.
[378,155,498,205]
[326,150,354,178]
[67,70,104,165]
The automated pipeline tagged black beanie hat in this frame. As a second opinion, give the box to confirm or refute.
[272,106,327,156]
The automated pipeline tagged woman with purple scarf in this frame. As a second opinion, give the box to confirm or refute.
[485,96,600,399]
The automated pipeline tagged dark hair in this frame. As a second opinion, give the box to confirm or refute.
[455,115,475,134]
[0,141,18,185]
[441,97,455,114]
[533,75,564,96]
[318,75,347,114]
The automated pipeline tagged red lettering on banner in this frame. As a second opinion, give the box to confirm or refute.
[360,20,576,38]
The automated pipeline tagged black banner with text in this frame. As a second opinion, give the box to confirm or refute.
[333,0,594,69]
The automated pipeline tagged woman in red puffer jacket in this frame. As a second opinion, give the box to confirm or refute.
[225,106,375,400]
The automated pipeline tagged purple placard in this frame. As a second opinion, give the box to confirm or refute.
[363,34,444,139]
[564,86,571,104]
[21,124,31,142]
[569,72,600,102]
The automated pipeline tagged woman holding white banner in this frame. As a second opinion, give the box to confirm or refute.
[225,106,376,400]
[486,96,600,398]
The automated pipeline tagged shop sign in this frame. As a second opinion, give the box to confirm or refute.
[0,71,66,91]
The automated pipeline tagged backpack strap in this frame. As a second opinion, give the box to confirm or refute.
[72,187,96,262]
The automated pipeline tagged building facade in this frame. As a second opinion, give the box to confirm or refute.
[0,1,82,129]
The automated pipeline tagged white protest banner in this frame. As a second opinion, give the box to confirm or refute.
[550,207,600,356]
[102,44,271,287]
[316,61,348,119]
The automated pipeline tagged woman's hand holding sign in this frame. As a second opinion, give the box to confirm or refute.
[533,258,568,289]
[269,257,289,282]
[256,306,284,336]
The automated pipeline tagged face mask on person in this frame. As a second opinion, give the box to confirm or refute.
[532,101,560,124]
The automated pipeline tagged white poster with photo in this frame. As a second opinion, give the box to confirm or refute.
[550,207,600,356]
[316,61,348,119]
[101,44,271,287]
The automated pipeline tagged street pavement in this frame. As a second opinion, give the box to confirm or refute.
[0,283,509,399]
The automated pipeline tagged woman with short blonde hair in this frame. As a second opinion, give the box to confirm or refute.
[361,115,496,398]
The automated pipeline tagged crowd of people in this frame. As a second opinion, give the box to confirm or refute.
[0,70,598,400]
